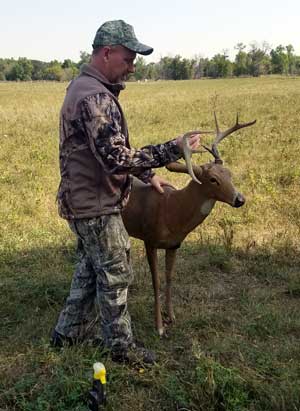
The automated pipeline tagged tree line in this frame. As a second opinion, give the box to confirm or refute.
[1,43,299,82]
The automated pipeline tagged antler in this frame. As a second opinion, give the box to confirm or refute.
[169,113,256,183]
[204,112,256,164]
[182,130,214,184]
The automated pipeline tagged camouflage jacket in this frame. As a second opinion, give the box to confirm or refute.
[57,64,182,220]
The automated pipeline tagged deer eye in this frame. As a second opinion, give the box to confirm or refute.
[210,177,219,184]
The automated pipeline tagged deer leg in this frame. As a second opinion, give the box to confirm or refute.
[165,248,177,324]
[145,243,164,336]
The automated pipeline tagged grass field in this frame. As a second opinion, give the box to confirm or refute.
[0,77,300,411]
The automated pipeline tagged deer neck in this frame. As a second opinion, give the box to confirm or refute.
[166,180,216,235]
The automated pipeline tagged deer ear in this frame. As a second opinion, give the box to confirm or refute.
[166,161,189,174]
[166,162,203,182]
[193,165,203,179]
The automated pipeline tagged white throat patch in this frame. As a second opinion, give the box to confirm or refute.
[200,199,216,215]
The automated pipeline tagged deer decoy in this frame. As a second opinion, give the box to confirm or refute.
[121,113,256,336]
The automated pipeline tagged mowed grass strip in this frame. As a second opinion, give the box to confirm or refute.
[0,77,299,411]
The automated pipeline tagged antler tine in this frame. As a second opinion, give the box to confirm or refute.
[214,111,220,134]
[182,130,214,184]
[214,112,256,145]
[211,112,256,162]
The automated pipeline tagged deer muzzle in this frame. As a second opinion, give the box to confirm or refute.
[233,192,245,208]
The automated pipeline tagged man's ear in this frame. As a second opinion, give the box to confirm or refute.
[102,46,111,62]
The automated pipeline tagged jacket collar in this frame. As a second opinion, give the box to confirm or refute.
[80,64,125,97]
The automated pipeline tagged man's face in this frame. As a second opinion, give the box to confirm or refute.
[106,46,136,83]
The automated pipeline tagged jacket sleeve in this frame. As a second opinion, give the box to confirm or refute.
[80,93,182,181]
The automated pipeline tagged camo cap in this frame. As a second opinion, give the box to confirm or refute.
[92,20,153,56]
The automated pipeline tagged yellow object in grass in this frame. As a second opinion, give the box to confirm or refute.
[93,362,106,385]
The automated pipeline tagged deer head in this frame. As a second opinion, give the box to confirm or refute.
[166,113,256,208]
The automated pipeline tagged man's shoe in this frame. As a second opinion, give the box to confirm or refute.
[50,329,77,348]
[111,341,156,365]
[50,329,105,349]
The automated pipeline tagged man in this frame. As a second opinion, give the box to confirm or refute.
[51,20,200,364]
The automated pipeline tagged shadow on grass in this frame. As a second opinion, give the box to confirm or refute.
[0,245,76,345]
[1,239,300,411]
[1,238,299,344]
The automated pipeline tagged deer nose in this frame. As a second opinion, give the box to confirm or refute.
[234,193,245,208]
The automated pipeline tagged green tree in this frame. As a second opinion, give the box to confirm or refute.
[78,51,91,68]
[158,56,173,79]
[62,59,73,69]
[0,59,15,80]
[0,59,8,80]
[61,59,79,80]
[31,60,47,80]
[208,52,232,78]
[145,62,159,80]
[7,58,33,81]
[270,45,289,74]
[286,44,296,75]
[133,56,148,80]
[43,60,64,81]
[233,43,249,76]
[247,43,270,76]
[158,55,194,80]
[61,67,79,81]
[192,55,210,78]
[294,55,300,75]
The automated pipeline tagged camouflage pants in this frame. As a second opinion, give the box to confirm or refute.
[55,214,134,350]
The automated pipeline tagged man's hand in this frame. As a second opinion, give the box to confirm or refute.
[176,133,201,152]
[150,174,175,194]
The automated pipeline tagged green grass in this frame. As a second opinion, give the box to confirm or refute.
[0,77,300,410]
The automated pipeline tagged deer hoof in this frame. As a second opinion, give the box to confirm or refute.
[160,329,169,339]
[158,327,165,337]
[164,315,176,325]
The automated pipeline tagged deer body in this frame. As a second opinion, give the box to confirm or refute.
[122,179,211,249]
[122,163,244,335]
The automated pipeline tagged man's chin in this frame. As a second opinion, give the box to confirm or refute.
[112,75,127,83]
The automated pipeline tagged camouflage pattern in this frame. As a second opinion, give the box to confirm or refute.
[92,20,153,56]
[55,214,134,350]
[81,93,181,178]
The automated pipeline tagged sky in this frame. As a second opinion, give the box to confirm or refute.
[1,0,299,63]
